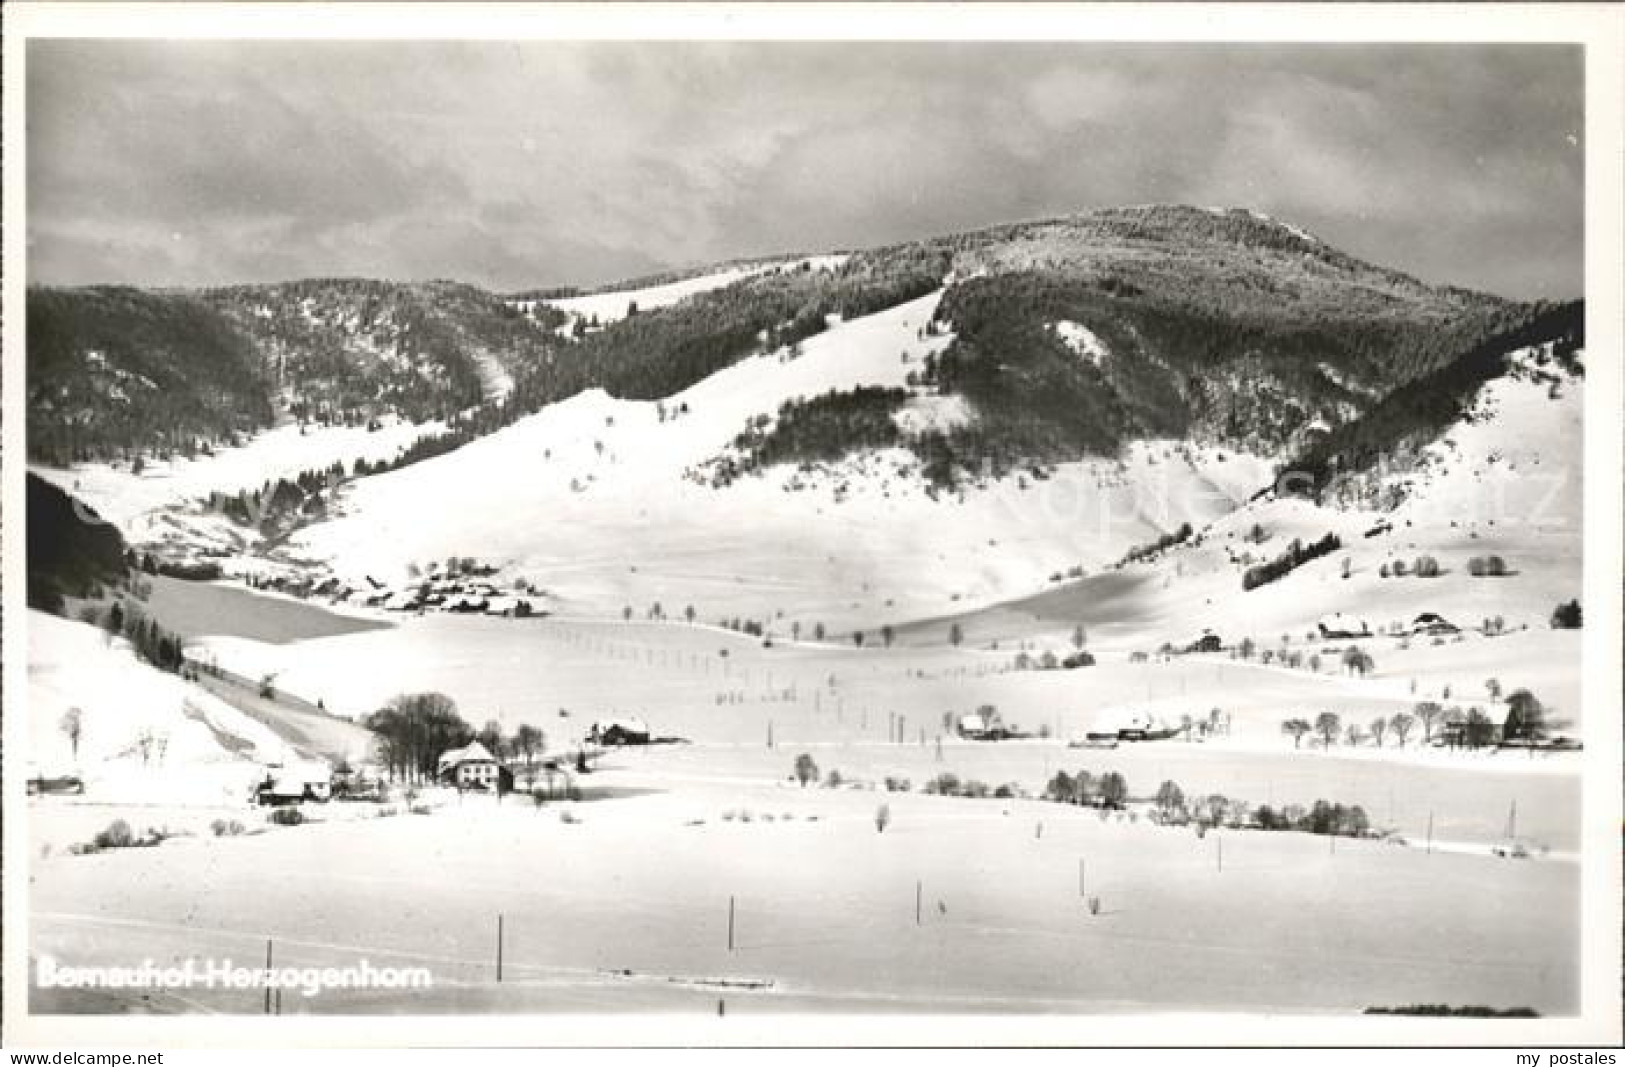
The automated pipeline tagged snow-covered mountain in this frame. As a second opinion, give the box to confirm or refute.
[28,205,1582,639]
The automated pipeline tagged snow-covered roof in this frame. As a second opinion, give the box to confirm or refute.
[594,717,649,735]
[1092,710,1161,732]
[438,740,498,772]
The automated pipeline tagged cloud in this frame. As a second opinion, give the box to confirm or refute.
[24,40,1584,298]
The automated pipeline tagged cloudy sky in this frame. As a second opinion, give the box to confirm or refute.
[27,40,1583,299]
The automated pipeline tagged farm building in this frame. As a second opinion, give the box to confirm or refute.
[436,741,510,790]
[255,761,332,806]
[512,760,576,799]
[1317,613,1372,639]
[589,717,651,746]
[956,709,1023,740]
[1086,710,1179,742]
[1188,630,1223,653]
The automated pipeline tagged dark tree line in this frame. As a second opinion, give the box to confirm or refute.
[207,463,349,527]
[1289,300,1584,495]
[877,203,1522,486]
[26,474,128,612]
[705,387,911,487]
[27,286,276,465]
[1241,532,1342,591]
[1119,522,1195,566]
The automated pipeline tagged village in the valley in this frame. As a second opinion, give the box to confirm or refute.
[14,24,1615,1040]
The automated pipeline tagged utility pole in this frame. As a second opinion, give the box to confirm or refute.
[496,914,504,982]
[727,896,736,952]
[916,880,923,926]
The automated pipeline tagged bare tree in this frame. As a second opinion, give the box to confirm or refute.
[1368,716,1388,748]
[1388,712,1415,747]
[60,707,83,760]
[477,719,507,758]
[1414,701,1443,745]
[1281,718,1311,748]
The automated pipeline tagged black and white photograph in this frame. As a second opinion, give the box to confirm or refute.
[4,2,1621,1051]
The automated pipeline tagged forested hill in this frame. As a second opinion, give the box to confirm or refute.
[26,279,567,465]
[1286,298,1584,496]
[696,206,1539,486]
[29,205,1544,486]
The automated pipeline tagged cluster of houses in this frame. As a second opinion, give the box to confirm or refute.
[307,566,542,618]
[1169,613,1464,647]
[954,709,1026,741]
[253,713,664,810]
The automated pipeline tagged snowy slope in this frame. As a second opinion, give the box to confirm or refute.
[26,612,317,804]
[538,255,849,334]
[290,292,1275,629]
[30,417,439,531]
[921,345,1586,717]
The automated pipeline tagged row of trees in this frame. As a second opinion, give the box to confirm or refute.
[1118,523,1195,566]
[207,463,347,528]
[364,693,548,784]
[1042,769,1131,809]
[1148,779,1373,837]
[86,598,187,674]
[1240,532,1342,591]
[1281,689,1550,752]
[1289,300,1583,497]
[27,286,277,465]
[1380,555,1442,578]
